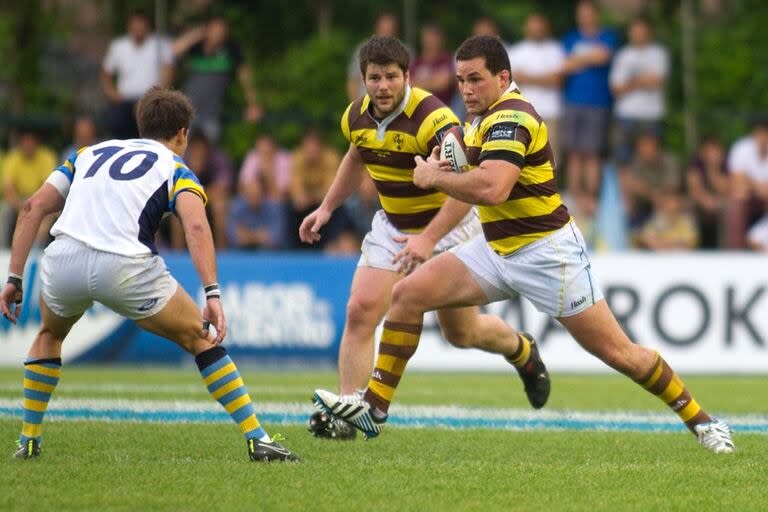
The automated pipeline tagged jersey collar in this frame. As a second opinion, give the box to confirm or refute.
[367,85,412,141]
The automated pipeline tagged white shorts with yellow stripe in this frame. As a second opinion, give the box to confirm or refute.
[452,221,603,317]
[358,209,481,272]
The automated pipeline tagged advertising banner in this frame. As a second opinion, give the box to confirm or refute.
[1,251,766,373]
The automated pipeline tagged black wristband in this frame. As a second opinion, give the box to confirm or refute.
[7,276,22,291]
[204,282,220,301]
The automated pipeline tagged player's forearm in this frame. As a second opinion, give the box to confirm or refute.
[319,153,365,212]
[431,169,506,206]
[8,200,48,276]
[183,220,218,286]
[420,198,473,244]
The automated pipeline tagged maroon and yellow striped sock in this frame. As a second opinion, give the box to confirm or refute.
[506,333,532,369]
[364,320,422,414]
[635,352,712,432]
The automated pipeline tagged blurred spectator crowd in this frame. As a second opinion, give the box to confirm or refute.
[1,1,767,254]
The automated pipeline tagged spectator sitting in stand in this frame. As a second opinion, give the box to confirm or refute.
[172,131,234,249]
[344,174,381,241]
[724,115,768,248]
[228,175,286,250]
[101,11,173,139]
[409,23,454,105]
[746,215,768,252]
[239,134,292,204]
[2,129,58,247]
[686,136,729,248]
[619,132,682,233]
[609,16,669,164]
[173,16,261,142]
[289,130,358,253]
[639,184,698,251]
[61,115,98,161]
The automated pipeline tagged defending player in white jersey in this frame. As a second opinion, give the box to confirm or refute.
[1,87,298,462]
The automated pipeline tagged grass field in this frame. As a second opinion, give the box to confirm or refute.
[1,367,766,511]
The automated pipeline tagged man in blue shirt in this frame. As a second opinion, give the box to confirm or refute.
[561,0,618,214]
[228,176,287,249]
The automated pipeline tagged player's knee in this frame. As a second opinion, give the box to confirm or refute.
[346,295,381,327]
[391,280,427,313]
[441,324,476,349]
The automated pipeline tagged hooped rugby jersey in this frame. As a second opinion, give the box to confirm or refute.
[49,138,207,256]
[464,87,570,255]
[341,86,459,232]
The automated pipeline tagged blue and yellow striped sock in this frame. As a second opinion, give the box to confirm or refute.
[195,347,268,442]
[20,358,62,445]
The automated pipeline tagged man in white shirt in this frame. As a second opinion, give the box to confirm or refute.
[101,11,173,139]
[724,117,768,247]
[507,12,565,160]
[609,17,669,163]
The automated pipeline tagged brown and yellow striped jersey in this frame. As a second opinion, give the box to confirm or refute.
[464,88,571,255]
[341,86,459,232]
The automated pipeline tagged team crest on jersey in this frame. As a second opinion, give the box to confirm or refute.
[393,133,405,151]
[354,133,368,145]
[487,122,519,141]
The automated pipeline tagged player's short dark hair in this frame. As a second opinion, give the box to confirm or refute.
[456,35,511,75]
[359,36,410,76]
[135,87,195,141]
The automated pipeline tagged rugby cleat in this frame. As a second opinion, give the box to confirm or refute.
[247,435,300,462]
[506,332,551,409]
[13,438,41,460]
[312,389,387,439]
[694,419,735,454]
[308,411,357,440]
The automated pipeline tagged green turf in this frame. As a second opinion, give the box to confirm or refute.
[0,367,766,413]
[1,367,766,511]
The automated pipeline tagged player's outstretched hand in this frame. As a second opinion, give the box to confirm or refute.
[203,298,227,345]
[392,234,435,274]
[299,207,331,244]
[0,282,23,324]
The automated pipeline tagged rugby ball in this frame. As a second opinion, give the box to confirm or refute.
[439,126,469,173]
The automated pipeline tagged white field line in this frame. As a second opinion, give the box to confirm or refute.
[0,397,767,427]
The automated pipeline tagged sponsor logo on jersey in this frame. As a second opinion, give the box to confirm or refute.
[487,122,519,141]
[570,296,587,310]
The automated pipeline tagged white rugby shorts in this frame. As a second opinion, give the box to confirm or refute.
[40,236,178,320]
[358,209,482,271]
[452,221,603,317]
